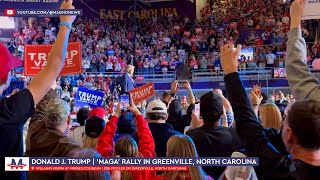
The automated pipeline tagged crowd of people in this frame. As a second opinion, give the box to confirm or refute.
[1,0,320,180]
[2,0,319,78]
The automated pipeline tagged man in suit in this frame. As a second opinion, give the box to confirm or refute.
[275,91,288,112]
[120,65,136,93]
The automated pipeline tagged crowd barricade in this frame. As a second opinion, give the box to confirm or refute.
[86,71,177,82]
[192,67,320,81]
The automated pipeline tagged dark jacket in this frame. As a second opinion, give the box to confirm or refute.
[224,72,320,180]
[133,123,181,157]
[186,125,242,179]
[120,73,135,93]
[275,99,289,111]
[0,89,35,180]
[167,101,193,133]
[25,89,80,180]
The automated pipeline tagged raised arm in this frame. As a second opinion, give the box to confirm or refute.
[128,97,156,157]
[97,103,121,157]
[185,81,195,104]
[286,0,320,100]
[163,80,178,105]
[136,115,156,157]
[27,0,76,104]
[97,115,119,157]
[220,44,285,177]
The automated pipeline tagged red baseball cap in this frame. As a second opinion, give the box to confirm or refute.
[89,107,106,119]
[0,43,23,82]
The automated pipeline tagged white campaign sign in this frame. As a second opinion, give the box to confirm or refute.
[302,0,320,20]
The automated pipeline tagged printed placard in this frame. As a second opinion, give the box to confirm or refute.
[302,0,320,20]
[24,42,82,76]
[129,82,155,103]
[75,87,105,108]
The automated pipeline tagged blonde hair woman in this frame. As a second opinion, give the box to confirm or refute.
[158,135,213,180]
[259,103,282,130]
[82,107,107,149]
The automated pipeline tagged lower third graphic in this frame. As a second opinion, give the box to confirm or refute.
[5,157,30,171]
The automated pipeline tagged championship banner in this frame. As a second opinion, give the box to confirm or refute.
[75,87,104,108]
[302,0,320,20]
[24,42,82,76]
[129,82,155,103]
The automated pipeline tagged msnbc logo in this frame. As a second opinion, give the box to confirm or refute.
[5,157,29,171]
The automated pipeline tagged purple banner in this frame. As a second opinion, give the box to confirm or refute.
[73,0,196,20]
[239,29,264,44]
[0,0,196,20]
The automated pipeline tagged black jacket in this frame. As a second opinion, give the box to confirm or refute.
[187,126,242,179]
[225,72,320,180]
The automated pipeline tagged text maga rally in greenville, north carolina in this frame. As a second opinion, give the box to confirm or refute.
[24,42,82,76]
[75,87,105,108]
[5,157,259,171]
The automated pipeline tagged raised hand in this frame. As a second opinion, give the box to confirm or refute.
[220,44,242,75]
[114,102,122,118]
[171,80,179,94]
[128,95,142,116]
[190,111,203,129]
[60,0,76,24]
[184,80,192,91]
[249,90,263,106]
[290,0,305,30]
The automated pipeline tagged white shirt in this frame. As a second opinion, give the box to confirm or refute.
[82,60,90,69]
[106,62,113,70]
[61,91,71,99]
[266,53,276,64]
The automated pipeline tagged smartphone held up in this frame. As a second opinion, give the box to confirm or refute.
[119,93,130,111]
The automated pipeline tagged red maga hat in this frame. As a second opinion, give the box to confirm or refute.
[0,43,22,82]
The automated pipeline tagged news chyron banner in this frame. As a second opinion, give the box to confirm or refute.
[5,157,259,172]
[302,0,320,20]
[24,42,82,76]
[129,82,155,103]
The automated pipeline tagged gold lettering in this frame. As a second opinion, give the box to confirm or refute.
[147,9,154,19]
[113,10,120,20]
[106,10,114,19]
[135,11,141,19]
[128,11,135,19]
[160,8,164,17]
[154,9,158,17]
[100,9,107,19]
[164,8,171,17]
[118,10,125,20]
[141,10,148,20]
[172,8,178,17]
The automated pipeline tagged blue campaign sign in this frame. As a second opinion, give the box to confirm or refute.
[75,86,104,108]
[0,0,63,11]
[107,50,115,55]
